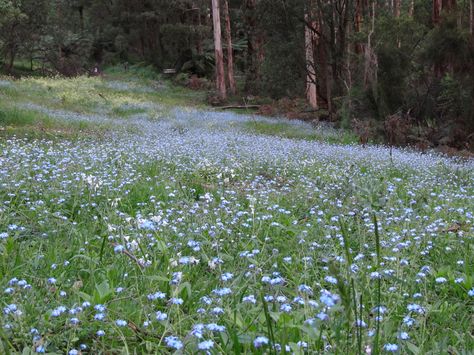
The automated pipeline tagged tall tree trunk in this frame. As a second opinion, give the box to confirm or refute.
[222,0,236,95]
[394,0,401,48]
[364,1,377,91]
[445,0,459,27]
[244,0,261,94]
[433,0,457,25]
[394,0,401,17]
[470,0,473,35]
[336,0,350,83]
[433,0,442,25]
[433,0,442,76]
[79,6,84,32]
[329,2,337,87]
[305,1,318,109]
[409,0,415,17]
[212,0,227,100]
[305,19,318,109]
[442,0,456,11]
[193,2,203,55]
[8,45,15,71]
[344,0,353,114]
[355,0,362,33]
[355,0,364,54]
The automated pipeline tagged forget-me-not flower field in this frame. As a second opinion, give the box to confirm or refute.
[0,73,473,354]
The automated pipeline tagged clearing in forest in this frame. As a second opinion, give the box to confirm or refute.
[0,72,473,354]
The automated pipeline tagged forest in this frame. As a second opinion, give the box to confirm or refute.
[0,1,474,354]
[1,0,473,150]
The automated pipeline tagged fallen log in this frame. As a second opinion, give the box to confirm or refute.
[218,105,261,110]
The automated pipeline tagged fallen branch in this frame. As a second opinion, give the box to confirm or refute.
[111,242,144,269]
[98,93,108,102]
[218,105,261,110]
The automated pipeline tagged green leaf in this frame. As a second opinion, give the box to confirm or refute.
[21,348,34,355]
[94,280,113,303]
[176,281,192,299]
[269,311,281,323]
[78,291,91,302]
[406,342,420,355]
[155,240,167,253]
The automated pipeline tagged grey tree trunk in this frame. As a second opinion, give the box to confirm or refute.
[223,0,236,95]
[212,0,227,100]
[305,4,318,109]
[394,0,401,17]
[471,0,473,35]
[364,1,377,91]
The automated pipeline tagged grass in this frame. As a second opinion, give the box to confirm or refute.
[0,107,36,126]
[0,104,114,140]
[243,120,359,144]
[0,65,204,119]
[0,68,473,354]
[0,60,46,78]
[103,63,162,81]
[111,105,148,118]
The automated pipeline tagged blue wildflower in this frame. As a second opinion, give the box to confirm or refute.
[165,336,183,350]
[254,336,269,348]
[383,343,398,352]
[115,319,127,327]
[198,340,214,350]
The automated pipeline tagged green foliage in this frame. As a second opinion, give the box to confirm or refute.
[344,6,474,148]
[243,120,358,144]
[438,74,470,119]
[422,16,471,73]
[258,0,306,98]
[104,63,161,81]
[0,107,35,126]
[367,14,424,119]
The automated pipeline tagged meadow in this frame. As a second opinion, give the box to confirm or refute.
[0,68,473,354]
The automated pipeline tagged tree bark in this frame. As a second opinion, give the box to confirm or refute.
[212,0,227,100]
[433,0,457,24]
[442,0,456,11]
[364,1,377,91]
[337,0,350,83]
[433,0,442,25]
[305,9,318,109]
[394,0,401,18]
[355,0,362,32]
[8,46,15,71]
[222,0,236,95]
[355,0,363,54]
[470,0,473,35]
[394,0,401,48]
[193,2,203,55]
[244,0,262,94]
[409,0,415,17]
[79,6,84,32]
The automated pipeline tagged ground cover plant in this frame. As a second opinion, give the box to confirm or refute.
[0,73,473,354]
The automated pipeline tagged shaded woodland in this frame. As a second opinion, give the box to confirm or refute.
[1,0,473,150]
